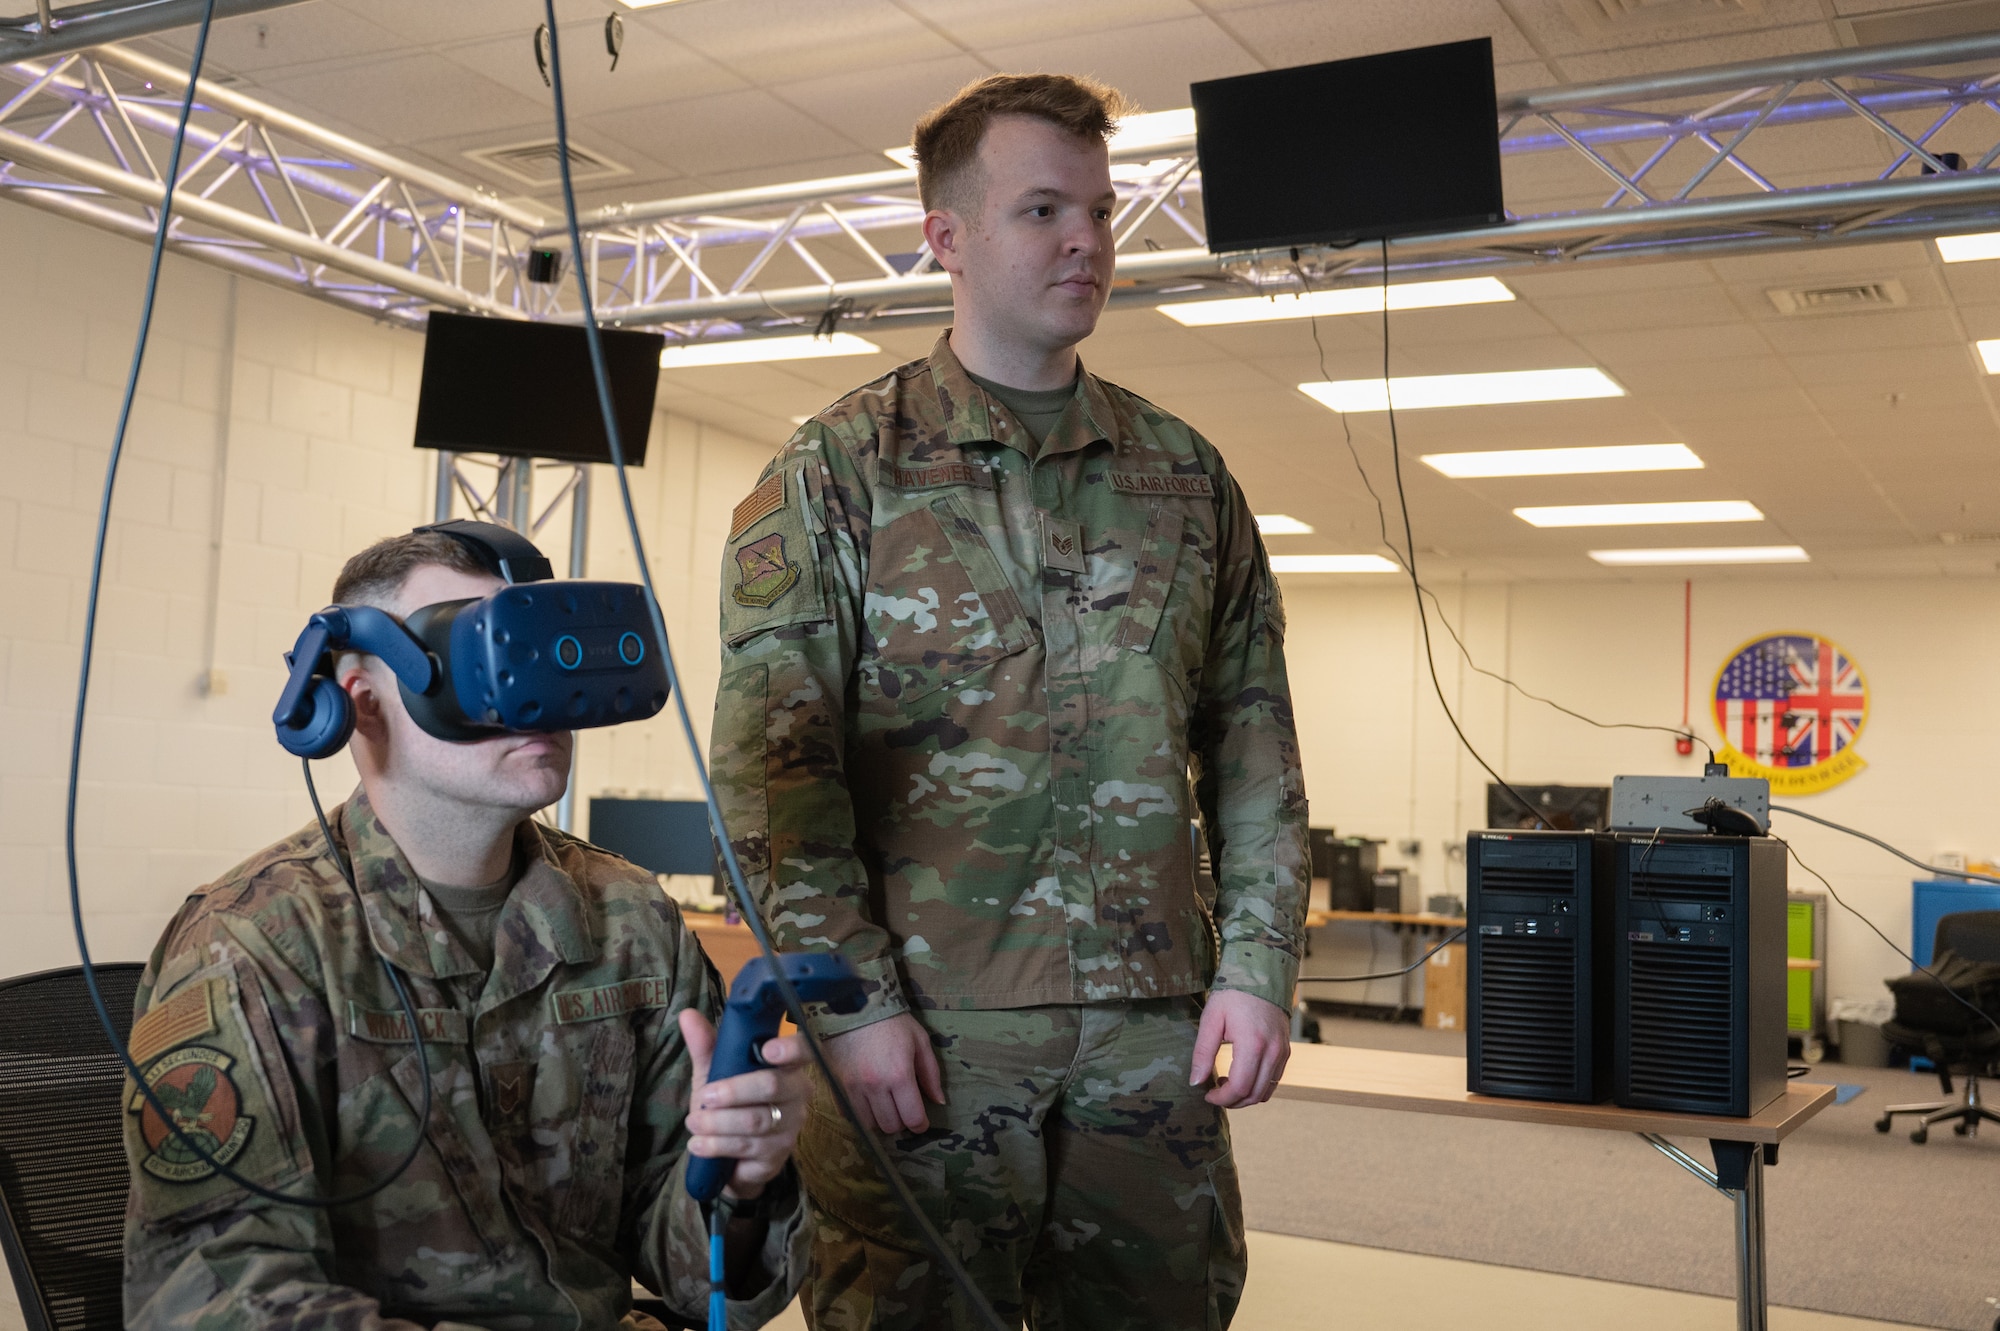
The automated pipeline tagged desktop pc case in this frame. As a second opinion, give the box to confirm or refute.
[1465,831,1616,1103]
[1612,834,1788,1117]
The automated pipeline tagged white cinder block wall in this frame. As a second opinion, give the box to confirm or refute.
[1282,575,2000,1011]
[0,203,775,979]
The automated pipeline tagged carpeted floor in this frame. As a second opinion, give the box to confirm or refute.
[1233,1017,1997,1331]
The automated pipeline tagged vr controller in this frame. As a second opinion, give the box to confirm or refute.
[273,520,670,758]
[686,952,865,1204]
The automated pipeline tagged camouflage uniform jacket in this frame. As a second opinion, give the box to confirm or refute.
[711,333,1309,1034]
[121,789,807,1330]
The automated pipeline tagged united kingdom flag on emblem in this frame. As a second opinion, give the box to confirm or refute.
[1712,633,1867,769]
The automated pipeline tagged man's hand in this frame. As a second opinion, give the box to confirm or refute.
[823,1011,944,1135]
[1189,990,1291,1108]
[680,1008,811,1200]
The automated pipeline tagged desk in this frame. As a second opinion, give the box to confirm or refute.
[1271,1043,1834,1331]
[1301,910,1463,1019]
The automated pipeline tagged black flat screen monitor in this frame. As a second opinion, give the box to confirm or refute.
[413,311,663,465]
[588,798,716,876]
[1191,37,1505,253]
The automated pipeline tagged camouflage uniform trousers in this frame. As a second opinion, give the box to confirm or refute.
[797,997,1246,1330]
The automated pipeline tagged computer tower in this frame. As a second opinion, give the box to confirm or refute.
[1371,869,1404,913]
[1325,838,1380,912]
[1612,834,1788,1117]
[1465,831,1615,1103]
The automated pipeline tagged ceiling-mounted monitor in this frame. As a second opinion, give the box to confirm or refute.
[413,311,664,465]
[1191,37,1505,254]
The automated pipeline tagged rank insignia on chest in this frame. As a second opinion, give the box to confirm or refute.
[732,532,801,607]
[128,1046,255,1183]
[1042,514,1086,573]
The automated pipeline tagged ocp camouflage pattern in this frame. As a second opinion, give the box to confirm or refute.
[121,788,807,1330]
[710,334,1309,1033]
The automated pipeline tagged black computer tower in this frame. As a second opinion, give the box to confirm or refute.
[1465,831,1615,1103]
[1324,838,1380,911]
[1612,834,1788,1117]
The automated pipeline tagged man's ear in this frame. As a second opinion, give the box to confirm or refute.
[336,653,388,741]
[922,207,966,276]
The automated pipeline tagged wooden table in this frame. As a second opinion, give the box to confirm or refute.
[1270,1043,1835,1331]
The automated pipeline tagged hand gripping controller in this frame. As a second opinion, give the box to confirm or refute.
[685,952,865,1204]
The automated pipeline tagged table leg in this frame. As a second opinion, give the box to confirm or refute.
[1639,1135,1768,1331]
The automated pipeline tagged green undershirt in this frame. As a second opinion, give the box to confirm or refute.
[421,858,518,973]
[967,369,1078,458]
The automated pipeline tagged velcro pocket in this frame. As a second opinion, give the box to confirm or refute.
[1113,503,1187,653]
[928,494,1033,653]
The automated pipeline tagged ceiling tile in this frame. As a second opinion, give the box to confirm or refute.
[250,52,553,142]
[780,54,993,148]
[1213,0,1540,68]
[437,25,749,115]
[904,0,1201,47]
[588,89,862,175]
[979,15,1265,110]
[645,0,965,83]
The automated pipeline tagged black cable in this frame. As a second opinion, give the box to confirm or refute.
[1298,265,1710,766]
[1372,237,1545,827]
[1771,805,2000,886]
[1307,927,1466,984]
[63,1,434,1208]
[1777,836,2000,1039]
[537,11,1007,1328]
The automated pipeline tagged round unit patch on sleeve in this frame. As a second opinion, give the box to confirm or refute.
[128,1046,256,1184]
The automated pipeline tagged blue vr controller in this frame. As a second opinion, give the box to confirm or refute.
[273,521,670,758]
[686,952,865,1204]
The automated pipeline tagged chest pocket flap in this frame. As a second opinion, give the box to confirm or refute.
[864,490,1035,698]
[1113,503,1187,653]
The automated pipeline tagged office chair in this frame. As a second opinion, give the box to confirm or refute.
[0,964,144,1331]
[1875,910,2000,1144]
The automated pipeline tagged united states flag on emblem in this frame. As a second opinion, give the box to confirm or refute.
[1714,634,1865,768]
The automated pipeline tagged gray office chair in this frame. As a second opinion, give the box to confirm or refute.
[0,963,145,1331]
[1875,910,2000,1144]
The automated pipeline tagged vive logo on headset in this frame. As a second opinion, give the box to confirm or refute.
[272,521,670,759]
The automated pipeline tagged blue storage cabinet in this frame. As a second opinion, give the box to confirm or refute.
[1912,880,2000,965]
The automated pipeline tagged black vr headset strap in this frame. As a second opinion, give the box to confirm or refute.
[415,519,554,585]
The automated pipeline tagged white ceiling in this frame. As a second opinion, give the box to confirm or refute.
[131,0,2000,582]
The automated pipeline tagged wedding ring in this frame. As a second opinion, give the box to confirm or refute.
[769,1104,783,1128]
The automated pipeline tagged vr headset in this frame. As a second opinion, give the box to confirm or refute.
[273,520,670,759]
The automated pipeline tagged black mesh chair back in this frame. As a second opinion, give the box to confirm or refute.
[0,964,145,1331]
[1936,909,2000,966]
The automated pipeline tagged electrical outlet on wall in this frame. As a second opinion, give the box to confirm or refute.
[1444,841,1466,864]
[1396,839,1422,858]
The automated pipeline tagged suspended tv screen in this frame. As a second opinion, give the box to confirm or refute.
[413,311,664,465]
[1191,37,1505,254]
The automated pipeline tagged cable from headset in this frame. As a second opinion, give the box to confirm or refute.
[1296,255,1720,767]
[1371,237,1546,827]
[536,10,1007,1328]
[62,0,433,1209]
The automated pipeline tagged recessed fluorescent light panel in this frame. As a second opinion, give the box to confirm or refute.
[1938,232,2000,262]
[1269,554,1400,573]
[1422,443,1703,478]
[1254,514,1315,535]
[1515,501,1764,527]
[1590,546,1808,566]
[660,333,880,368]
[1977,338,2000,374]
[1300,367,1623,412]
[1160,277,1512,326]
[886,106,1196,170]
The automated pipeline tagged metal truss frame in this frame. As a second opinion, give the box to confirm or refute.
[12,29,2000,338]
[0,0,308,61]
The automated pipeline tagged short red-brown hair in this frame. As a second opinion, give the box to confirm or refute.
[912,73,1133,215]
[331,530,489,609]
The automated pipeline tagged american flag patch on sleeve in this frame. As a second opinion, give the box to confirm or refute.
[731,473,785,538]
